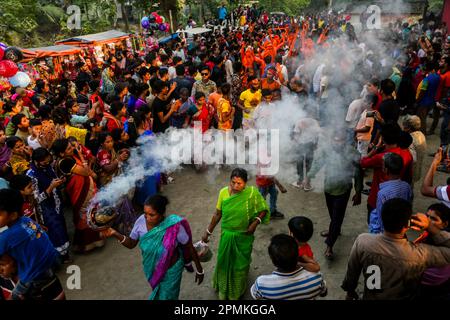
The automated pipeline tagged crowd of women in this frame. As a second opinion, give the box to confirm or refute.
[1,6,450,300]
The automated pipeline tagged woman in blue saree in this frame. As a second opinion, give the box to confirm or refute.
[101,195,204,300]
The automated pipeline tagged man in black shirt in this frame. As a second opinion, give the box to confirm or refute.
[171,65,193,99]
[378,79,400,124]
[151,80,178,133]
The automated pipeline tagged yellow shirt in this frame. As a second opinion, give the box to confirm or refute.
[217,98,232,130]
[239,89,262,119]
[240,16,246,26]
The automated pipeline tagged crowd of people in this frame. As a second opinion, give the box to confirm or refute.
[1,6,450,301]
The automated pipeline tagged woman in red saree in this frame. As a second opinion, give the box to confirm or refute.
[187,92,212,133]
[52,138,105,253]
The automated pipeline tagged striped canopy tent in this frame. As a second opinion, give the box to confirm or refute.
[55,30,132,47]
[20,45,82,62]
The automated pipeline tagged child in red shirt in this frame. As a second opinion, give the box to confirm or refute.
[288,216,320,272]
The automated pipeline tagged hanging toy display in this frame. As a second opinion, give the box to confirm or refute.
[141,16,150,29]
[8,71,31,88]
[141,12,170,33]
[0,60,19,78]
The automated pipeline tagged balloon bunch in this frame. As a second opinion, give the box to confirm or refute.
[0,43,30,88]
[141,12,170,32]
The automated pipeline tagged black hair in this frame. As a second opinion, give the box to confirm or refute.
[29,119,42,127]
[89,80,100,92]
[38,105,52,120]
[221,83,231,96]
[188,65,197,76]
[51,138,69,157]
[51,107,70,125]
[144,52,157,64]
[35,79,46,93]
[32,147,51,162]
[230,168,248,182]
[0,188,23,214]
[398,131,413,149]
[110,101,125,117]
[98,131,113,145]
[381,198,412,233]
[139,67,151,78]
[149,66,159,76]
[114,82,128,96]
[195,92,205,101]
[9,174,32,192]
[175,65,185,76]
[110,128,124,142]
[65,99,77,112]
[288,216,314,243]
[427,203,450,230]
[261,88,272,97]
[11,114,26,127]
[179,87,190,96]
[268,234,299,272]
[381,123,401,145]
[275,54,283,64]
[159,68,169,77]
[383,152,403,175]
[152,79,169,94]
[264,55,272,64]
[75,80,89,92]
[6,136,22,149]
[380,78,396,96]
[144,194,169,215]
[200,65,210,73]
[172,56,182,64]
[160,54,169,63]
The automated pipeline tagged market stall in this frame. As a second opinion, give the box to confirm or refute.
[17,45,85,82]
[56,30,138,63]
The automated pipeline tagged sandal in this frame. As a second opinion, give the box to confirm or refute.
[320,230,329,237]
[303,184,314,192]
[291,181,303,189]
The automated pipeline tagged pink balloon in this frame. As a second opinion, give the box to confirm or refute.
[151,12,158,17]
[0,60,18,78]
[156,16,162,24]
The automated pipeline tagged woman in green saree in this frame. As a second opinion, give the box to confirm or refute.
[101,195,204,300]
[202,168,269,300]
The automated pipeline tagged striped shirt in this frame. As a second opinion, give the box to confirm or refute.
[435,185,450,208]
[369,179,413,233]
[251,268,327,300]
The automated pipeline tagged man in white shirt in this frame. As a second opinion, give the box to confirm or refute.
[224,52,233,84]
[312,63,326,96]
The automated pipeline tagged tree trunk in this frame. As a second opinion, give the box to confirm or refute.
[120,1,130,32]
[160,0,178,29]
